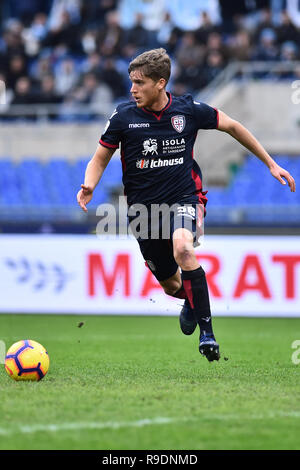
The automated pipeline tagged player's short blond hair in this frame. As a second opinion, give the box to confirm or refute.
[128,48,171,85]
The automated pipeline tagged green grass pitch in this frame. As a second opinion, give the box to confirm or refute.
[0,314,300,450]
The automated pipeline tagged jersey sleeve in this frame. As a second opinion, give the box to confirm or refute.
[192,100,219,130]
[99,108,122,149]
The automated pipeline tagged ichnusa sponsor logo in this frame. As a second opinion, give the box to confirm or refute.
[136,159,150,169]
[136,157,184,169]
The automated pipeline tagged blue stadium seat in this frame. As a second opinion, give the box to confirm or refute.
[100,158,123,190]
[18,158,50,206]
[206,187,230,206]
[0,154,298,225]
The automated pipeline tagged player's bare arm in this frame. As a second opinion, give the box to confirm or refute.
[217,110,296,192]
[77,144,115,212]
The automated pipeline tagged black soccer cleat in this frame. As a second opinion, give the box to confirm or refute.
[179,299,197,335]
[199,334,220,362]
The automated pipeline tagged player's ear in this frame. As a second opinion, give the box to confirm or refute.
[157,78,166,91]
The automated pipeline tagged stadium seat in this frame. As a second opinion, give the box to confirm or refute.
[0,154,298,225]
[100,158,123,190]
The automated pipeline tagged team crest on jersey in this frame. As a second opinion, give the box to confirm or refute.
[136,159,149,169]
[142,138,158,156]
[171,115,185,133]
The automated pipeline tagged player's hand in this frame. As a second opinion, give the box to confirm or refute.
[270,165,296,192]
[77,184,93,212]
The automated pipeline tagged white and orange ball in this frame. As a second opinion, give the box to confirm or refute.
[5,340,50,381]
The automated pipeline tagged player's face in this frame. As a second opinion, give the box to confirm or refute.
[130,69,165,109]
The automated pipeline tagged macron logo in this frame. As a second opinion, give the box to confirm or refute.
[129,123,150,128]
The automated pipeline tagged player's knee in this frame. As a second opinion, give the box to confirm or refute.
[173,242,195,268]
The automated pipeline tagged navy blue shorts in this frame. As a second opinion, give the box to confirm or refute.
[128,195,206,282]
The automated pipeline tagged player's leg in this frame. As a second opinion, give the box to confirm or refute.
[158,268,181,295]
[157,268,196,335]
[138,238,196,332]
[172,227,220,361]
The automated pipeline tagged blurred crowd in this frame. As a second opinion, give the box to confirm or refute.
[1,0,300,120]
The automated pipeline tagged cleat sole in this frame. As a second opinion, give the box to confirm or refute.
[199,342,220,362]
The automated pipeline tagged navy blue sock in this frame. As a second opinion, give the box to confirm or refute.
[181,266,214,337]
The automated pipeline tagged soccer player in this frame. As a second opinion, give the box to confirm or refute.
[77,48,295,362]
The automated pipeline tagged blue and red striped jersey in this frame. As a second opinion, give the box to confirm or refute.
[99,93,219,206]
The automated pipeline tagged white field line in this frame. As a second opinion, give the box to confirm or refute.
[0,416,189,436]
[0,411,300,437]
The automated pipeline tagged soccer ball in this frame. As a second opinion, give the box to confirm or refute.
[5,340,50,381]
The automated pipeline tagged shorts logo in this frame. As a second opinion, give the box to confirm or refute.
[171,115,185,133]
[136,159,149,169]
[177,206,196,219]
[142,138,158,155]
[146,260,156,272]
